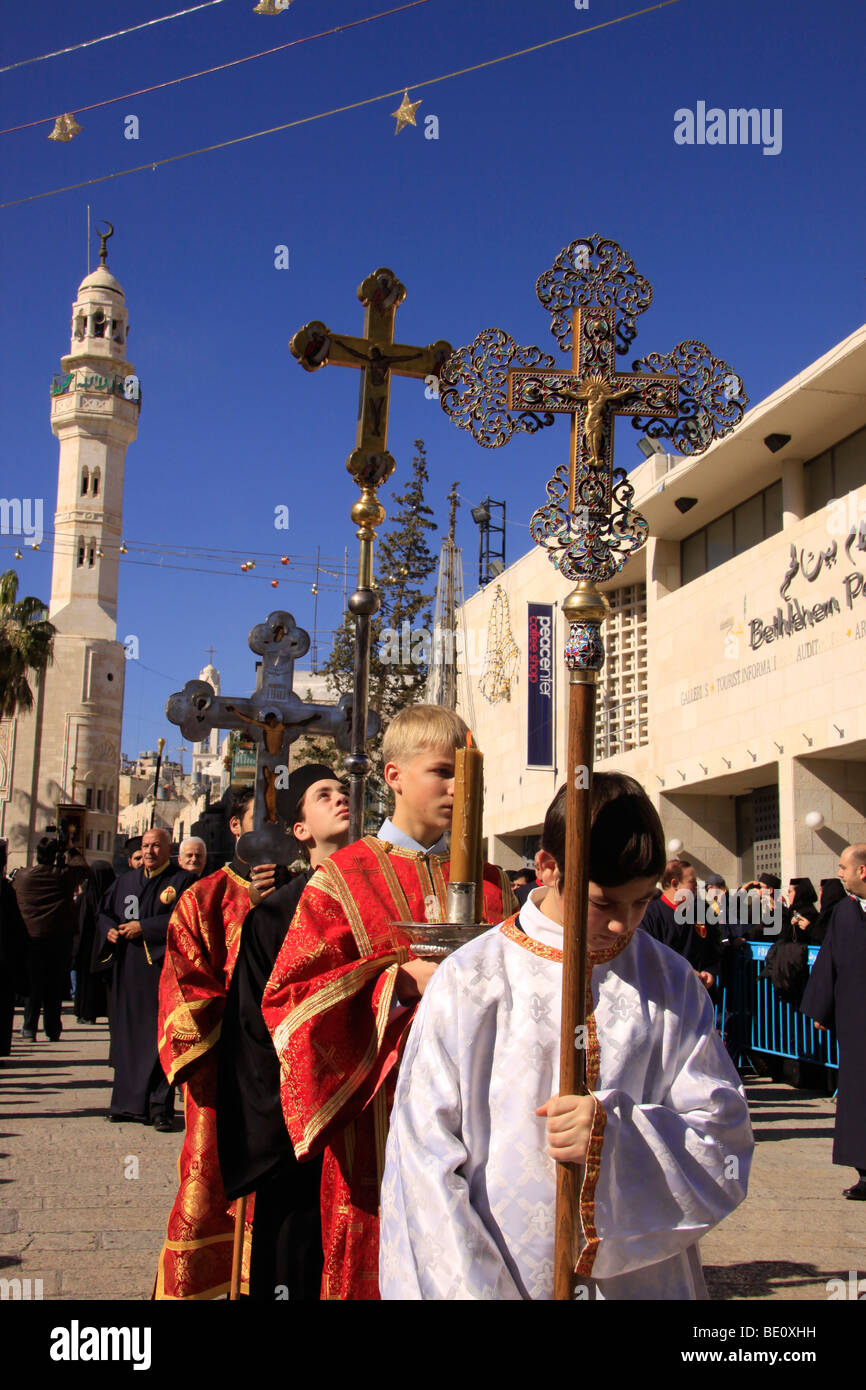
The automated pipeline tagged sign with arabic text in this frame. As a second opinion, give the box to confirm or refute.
[51,371,140,401]
[747,527,866,650]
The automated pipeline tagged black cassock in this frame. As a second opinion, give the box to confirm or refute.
[800,895,866,1168]
[217,870,324,1301]
[74,861,115,1023]
[95,862,197,1119]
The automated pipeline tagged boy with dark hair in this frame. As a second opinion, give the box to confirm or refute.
[262,705,517,1300]
[218,762,351,1300]
[380,772,753,1300]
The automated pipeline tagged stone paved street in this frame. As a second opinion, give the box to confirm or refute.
[1,1008,862,1301]
[1,1011,182,1301]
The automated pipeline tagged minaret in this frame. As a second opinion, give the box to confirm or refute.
[0,227,139,864]
[49,224,139,635]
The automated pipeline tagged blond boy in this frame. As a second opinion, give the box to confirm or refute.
[262,705,517,1301]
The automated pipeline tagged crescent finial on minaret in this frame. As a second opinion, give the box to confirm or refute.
[97,220,114,267]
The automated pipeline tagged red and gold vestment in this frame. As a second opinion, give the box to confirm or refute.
[155,864,254,1300]
[261,835,517,1301]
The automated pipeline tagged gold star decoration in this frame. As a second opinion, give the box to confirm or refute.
[391,89,422,134]
[48,113,82,142]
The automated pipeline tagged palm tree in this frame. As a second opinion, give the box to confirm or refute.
[0,570,56,721]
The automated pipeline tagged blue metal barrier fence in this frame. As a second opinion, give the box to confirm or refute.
[714,941,839,1074]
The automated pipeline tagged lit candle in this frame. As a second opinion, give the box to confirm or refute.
[450,731,483,895]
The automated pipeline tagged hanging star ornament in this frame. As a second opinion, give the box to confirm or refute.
[48,113,82,142]
[391,90,422,134]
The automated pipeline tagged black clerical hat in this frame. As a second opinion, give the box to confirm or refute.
[276,763,347,826]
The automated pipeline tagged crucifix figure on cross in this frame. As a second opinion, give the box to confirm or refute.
[166,610,379,864]
[290,266,452,488]
[438,233,748,1300]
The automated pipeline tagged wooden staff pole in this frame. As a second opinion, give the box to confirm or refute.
[229,1194,248,1300]
[553,580,608,1301]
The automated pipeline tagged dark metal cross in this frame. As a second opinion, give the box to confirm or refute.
[166,610,378,864]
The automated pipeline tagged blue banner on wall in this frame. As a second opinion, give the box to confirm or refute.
[527,602,554,767]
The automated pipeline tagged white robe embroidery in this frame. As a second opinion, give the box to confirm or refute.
[379,893,753,1300]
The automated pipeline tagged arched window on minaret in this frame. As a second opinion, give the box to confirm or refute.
[91,468,100,497]
[73,313,86,340]
[88,539,96,568]
[80,467,89,496]
[112,319,124,344]
[77,539,85,567]
[91,308,106,338]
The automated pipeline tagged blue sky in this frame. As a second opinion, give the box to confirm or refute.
[1,0,863,763]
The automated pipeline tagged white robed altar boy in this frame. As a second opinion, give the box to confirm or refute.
[379,773,753,1300]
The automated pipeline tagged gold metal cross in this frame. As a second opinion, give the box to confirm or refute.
[290,267,451,488]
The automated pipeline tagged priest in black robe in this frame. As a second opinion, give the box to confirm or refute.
[217,763,350,1300]
[95,827,196,1126]
[800,844,866,1199]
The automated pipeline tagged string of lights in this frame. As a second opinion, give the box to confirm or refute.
[0,1,434,137]
[0,1,681,209]
[0,1,229,74]
[0,535,349,591]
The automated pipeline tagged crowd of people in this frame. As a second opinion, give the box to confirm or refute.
[1,703,864,1299]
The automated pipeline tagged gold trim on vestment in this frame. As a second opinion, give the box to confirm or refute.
[428,857,449,918]
[222,864,251,890]
[363,837,414,925]
[160,1022,222,1084]
[161,1232,235,1251]
[272,955,394,1055]
[327,860,374,957]
[293,952,407,1157]
[372,837,448,863]
[144,860,171,880]
[498,913,635,966]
